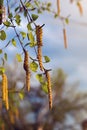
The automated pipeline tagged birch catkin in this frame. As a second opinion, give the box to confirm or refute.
[2,73,9,110]
[2,74,6,101]
[23,50,31,91]
[46,71,52,110]
[26,71,30,91]
[23,50,29,71]
[37,46,43,71]
[36,25,43,46]
[57,0,60,16]
[77,2,83,16]
[5,75,9,110]
[36,25,43,71]
[63,28,67,49]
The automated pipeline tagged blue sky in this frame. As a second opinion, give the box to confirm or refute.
[39,0,87,91]
[1,0,87,90]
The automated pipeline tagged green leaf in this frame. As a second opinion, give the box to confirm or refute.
[1,58,4,66]
[30,62,38,72]
[44,56,50,63]
[15,6,19,12]
[28,32,34,43]
[29,42,37,47]
[4,53,7,60]
[36,74,43,83]
[3,20,11,27]
[32,14,38,21]
[16,54,22,62]
[27,23,32,31]
[0,67,5,74]
[8,13,13,19]
[19,92,24,100]
[65,18,69,24]
[25,2,31,8]
[0,30,6,40]
[41,82,48,94]
[15,14,21,25]
[20,31,26,39]
[47,2,51,7]
[12,39,16,47]
[0,49,2,54]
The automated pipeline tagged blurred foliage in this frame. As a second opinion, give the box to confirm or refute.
[0,63,87,130]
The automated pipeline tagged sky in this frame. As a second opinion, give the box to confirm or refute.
[1,0,87,91]
[38,0,87,91]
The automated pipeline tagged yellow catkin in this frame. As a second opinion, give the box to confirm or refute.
[5,76,9,110]
[23,50,31,91]
[36,25,43,46]
[57,0,60,16]
[63,28,67,49]
[36,25,43,71]
[77,2,83,16]
[23,50,29,71]
[26,71,30,91]
[2,7,6,22]
[37,46,43,71]
[0,6,6,25]
[2,74,6,101]
[2,74,9,110]
[46,71,52,110]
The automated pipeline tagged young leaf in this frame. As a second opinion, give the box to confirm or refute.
[19,92,24,100]
[30,62,38,72]
[27,23,32,31]
[4,53,7,60]
[65,18,69,24]
[28,32,34,43]
[0,30,6,40]
[20,31,26,39]
[3,20,11,27]
[0,67,5,74]
[36,74,43,83]
[12,39,16,47]
[41,82,48,94]
[16,54,22,62]
[29,42,37,47]
[8,13,13,19]
[44,56,50,63]
[0,49,2,54]
[32,14,38,21]
[15,14,21,25]
[25,2,31,8]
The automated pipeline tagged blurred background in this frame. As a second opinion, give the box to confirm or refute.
[1,0,87,130]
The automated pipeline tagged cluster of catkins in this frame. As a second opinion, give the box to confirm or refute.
[23,25,52,110]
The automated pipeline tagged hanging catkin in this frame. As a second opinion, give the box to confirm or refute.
[57,0,60,16]
[37,46,43,71]
[77,2,83,16]
[45,71,52,110]
[63,28,67,49]
[2,73,9,110]
[23,50,31,91]
[2,74,6,101]
[5,75,9,110]
[26,71,30,91]
[36,25,43,46]
[0,0,6,25]
[36,25,43,71]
